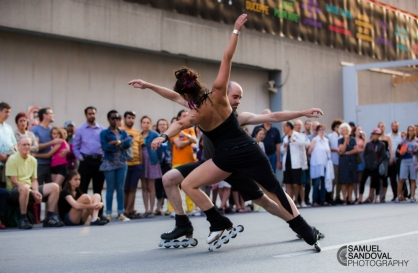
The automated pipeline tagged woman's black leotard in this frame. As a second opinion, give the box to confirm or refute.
[200,111,293,215]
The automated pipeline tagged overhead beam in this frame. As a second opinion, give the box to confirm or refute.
[354,59,418,71]
[393,75,418,86]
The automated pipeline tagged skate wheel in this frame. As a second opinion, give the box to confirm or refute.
[237,225,244,232]
[231,234,237,239]
[182,239,189,248]
[164,240,170,248]
[191,239,198,247]
[173,240,180,248]
[221,235,229,244]
[216,244,222,249]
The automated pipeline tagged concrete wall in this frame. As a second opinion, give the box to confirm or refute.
[0,0,417,133]
[0,31,269,129]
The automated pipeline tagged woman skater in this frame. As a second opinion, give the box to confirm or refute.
[131,14,324,251]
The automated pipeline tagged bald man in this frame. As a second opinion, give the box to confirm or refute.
[6,137,63,229]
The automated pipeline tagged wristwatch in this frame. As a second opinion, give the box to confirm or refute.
[233,29,240,35]
[160,134,169,143]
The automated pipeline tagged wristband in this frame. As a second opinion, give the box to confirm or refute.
[160,134,169,143]
[232,29,240,35]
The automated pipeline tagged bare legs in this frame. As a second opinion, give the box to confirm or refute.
[141,178,156,213]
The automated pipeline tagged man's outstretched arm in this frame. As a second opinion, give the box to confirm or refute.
[238,108,324,126]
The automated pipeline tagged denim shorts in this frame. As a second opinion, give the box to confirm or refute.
[63,213,84,226]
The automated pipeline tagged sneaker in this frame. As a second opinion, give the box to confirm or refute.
[146,213,155,218]
[19,218,32,229]
[224,207,234,214]
[90,219,108,226]
[43,217,64,227]
[305,201,312,206]
[188,210,201,217]
[301,202,307,208]
[394,198,399,203]
[117,214,131,222]
[295,201,301,208]
[410,197,416,203]
[99,214,110,223]
[169,211,175,218]
[106,214,112,222]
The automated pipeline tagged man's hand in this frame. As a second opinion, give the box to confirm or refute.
[31,190,42,204]
[108,140,118,145]
[52,139,64,145]
[58,149,69,158]
[0,153,8,163]
[128,79,150,89]
[276,161,282,171]
[303,108,324,118]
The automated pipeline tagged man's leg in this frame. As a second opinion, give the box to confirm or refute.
[40,184,63,227]
[268,154,277,174]
[162,170,186,215]
[91,160,105,216]
[78,160,93,193]
[17,185,30,214]
[10,186,32,229]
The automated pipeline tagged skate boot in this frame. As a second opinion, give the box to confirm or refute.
[204,206,244,251]
[313,228,322,252]
[296,226,325,240]
[208,225,244,251]
[159,215,198,248]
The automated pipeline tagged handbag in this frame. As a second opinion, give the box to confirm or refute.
[125,147,134,161]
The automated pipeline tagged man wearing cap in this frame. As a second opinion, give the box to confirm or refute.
[120,111,145,218]
[73,106,107,222]
[64,121,76,144]
[358,128,386,203]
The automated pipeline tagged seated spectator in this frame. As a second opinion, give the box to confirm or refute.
[0,188,10,229]
[14,112,39,154]
[6,136,63,229]
[33,126,69,186]
[358,129,386,204]
[58,170,107,226]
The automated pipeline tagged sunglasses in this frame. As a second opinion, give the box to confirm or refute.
[111,117,121,120]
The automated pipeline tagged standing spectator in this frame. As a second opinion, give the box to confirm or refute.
[73,106,107,223]
[303,120,312,136]
[253,127,266,153]
[120,111,144,219]
[14,112,38,154]
[353,126,366,204]
[328,119,344,204]
[348,121,356,133]
[32,107,64,186]
[401,131,407,139]
[63,121,76,144]
[396,126,418,203]
[281,121,310,207]
[308,124,330,206]
[169,110,198,216]
[251,109,282,173]
[27,119,39,132]
[294,119,309,207]
[155,118,172,215]
[387,121,402,201]
[377,122,393,202]
[100,110,132,222]
[140,116,162,218]
[338,123,358,205]
[63,121,77,171]
[6,137,63,229]
[358,129,386,204]
[0,102,17,188]
[33,127,69,186]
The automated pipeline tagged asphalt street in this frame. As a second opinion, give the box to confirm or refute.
[1,187,417,273]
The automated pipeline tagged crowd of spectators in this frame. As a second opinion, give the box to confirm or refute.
[0,101,417,230]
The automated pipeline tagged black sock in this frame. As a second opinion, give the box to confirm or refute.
[46,211,55,218]
[20,214,28,220]
[287,215,316,245]
[203,206,220,221]
[175,214,191,227]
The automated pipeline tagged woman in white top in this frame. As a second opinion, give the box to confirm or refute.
[308,124,331,206]
[14,112,38,154]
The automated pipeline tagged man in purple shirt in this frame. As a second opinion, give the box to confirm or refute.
[73,106,107,222]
